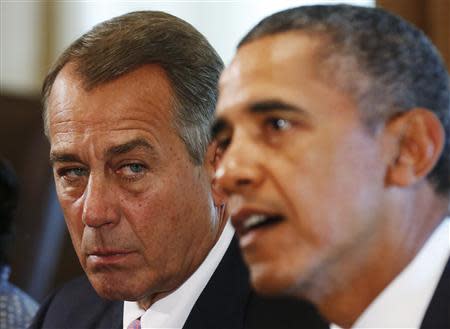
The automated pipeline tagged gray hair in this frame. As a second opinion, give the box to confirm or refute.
[42,11,224,165]
[239,4,450,195]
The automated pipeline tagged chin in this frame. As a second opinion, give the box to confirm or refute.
[86,272,142,301]
[249,263,298,297]
[89,277,122,300]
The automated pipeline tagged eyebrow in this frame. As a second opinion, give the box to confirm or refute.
[49,153,82,166]
[249,99,302,113]
[49,138,154,166]
[211,99,306,140]
[106,138,154,157]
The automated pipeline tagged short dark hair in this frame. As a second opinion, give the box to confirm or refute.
[239,5,450,195]
[0,159,18,264]
[42,11,224,165]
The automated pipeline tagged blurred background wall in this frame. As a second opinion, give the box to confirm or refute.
[2,0,448,304]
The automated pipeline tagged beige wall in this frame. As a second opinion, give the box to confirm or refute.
[377,0,450,69]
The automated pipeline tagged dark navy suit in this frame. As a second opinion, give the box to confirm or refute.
[420,257,450,329]
[29,238,328,329]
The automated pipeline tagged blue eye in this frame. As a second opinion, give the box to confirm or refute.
[59,167,88,178]
[129,163,144,173]
[117,163,148,181]
[72,168,87,176]
[56,167,88,186]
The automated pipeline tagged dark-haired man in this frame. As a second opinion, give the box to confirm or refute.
[213,5,450,329]
[30,10,327,329]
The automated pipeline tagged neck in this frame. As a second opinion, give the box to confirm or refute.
[299,185,449,328]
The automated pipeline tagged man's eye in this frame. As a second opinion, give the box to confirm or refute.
[266,117,292,131]
[128,163,145,173]
[58,167,88,179]
[117,163,147,180]
[216,135,231,153]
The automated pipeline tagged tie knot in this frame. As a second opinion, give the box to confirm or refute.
[127,317,141,329]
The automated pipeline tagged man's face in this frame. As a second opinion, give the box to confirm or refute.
[48,64,221,303]
[214,32,389,299]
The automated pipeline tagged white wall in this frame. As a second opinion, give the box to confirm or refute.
[1,0,373,96]
[1,1,45,95]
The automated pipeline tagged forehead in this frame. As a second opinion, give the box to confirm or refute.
[232,31,323,74]
[47,63,176,143]
[218,32,325,111]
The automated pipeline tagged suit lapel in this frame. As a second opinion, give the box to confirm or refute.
[420,256,450,329]
[70,276,123,329]
[183,237,251,329]
[94,301,123,329]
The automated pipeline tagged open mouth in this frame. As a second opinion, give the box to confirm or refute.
[238,214,285,235]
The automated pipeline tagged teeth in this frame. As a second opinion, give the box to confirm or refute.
[243,215,268,230]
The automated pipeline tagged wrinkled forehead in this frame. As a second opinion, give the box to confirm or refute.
[47,62,175,112]
[47,63,178,146]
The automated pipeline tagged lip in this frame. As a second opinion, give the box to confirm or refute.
[231,207,284,236]
[86,250,136,266]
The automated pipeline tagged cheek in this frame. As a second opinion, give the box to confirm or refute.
[122,188,187,251]
[269,133,383,246]
[58,194,84,238]
[59,201,85,266]
[56,186,91,254]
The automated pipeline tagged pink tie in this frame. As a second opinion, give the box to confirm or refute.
[127,317,141,329]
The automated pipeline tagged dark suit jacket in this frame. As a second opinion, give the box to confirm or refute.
[420,257,450,329]
[30,238,328,329]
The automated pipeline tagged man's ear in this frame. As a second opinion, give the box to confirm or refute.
[204,140,228,207]
[384,108,445,187]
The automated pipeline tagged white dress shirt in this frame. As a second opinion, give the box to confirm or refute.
[123,220,234,329]
[331,217,450,329]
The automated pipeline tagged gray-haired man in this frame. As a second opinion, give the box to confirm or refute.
[30,10,327,329]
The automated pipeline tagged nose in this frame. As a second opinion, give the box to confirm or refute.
[215,136,263,196]
[82,174,120,228]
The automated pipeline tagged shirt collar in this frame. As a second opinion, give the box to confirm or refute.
[123,220,234,329]
[331,217,449,329]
